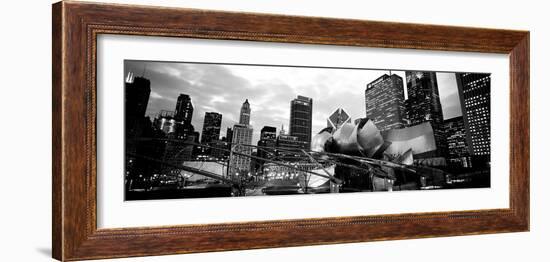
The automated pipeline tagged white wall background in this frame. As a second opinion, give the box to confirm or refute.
[0,0,547,261]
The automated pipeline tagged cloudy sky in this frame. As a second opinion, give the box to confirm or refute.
[124,60,462,145]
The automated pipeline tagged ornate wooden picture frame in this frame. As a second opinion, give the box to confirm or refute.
[52,1,529,261]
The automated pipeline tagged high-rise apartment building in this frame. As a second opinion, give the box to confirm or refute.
[456,73,491,156]
[289,95,313,149]
[365,74,407,131]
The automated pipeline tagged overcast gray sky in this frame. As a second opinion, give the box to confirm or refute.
[124,61,463,145]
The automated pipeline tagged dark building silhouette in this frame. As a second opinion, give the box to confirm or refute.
[444,116,471,167]
[456,73,491,157]
[405,71,447,157]
[163,131,197,167]
[172,94,196,140]
[125,75,151,137]
[174,94,194,125]
[365,74,407,131]
[154,106,197,168]
[289,95,313,149]
[260,126,277,140]
[191,131,204,159]
[249,150,260,174]
[174,123,195,141]
[201,112,222,144]
[225,127,233,146]
[210,140,230,161]
[257,126,277,171]
[239,99,251,125]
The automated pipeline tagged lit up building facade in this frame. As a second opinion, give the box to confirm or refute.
[365,74,407,131]
[154,110,176,134]
[444,116,471,167]
[456,73,491,157]
[289,95,313,149]
[405,71,447,157]
[327,108,352,131]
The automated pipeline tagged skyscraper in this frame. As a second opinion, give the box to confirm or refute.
[173,94,195,140]
[239,99,251,125]
[174,94,194,125]
[125,75,151,137]
[365,74,407,131]
[289,95,313,149]
[444,116,471,167]
[327,108,352,131]
[229,99,254,177]
[456,73,491,157]
[201,112,222,144]
[405,71,447,157]
[229,124,254,177]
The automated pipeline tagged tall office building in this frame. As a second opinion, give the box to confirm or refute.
[125,74,151,137]
[229,99,254,177]
[173,94,195,140]
[229,124,254,176]
[174,94,194,125]
[201,112,222,144]
[444,116,471,167]
[327,108,352,131]
[239,99,251,125]
[456,73,491,156]
[405,71,447,157]
[365,74,407,131]
[289,95,313,149]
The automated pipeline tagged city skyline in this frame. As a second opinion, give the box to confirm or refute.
[124,60,491,200]
[125,60,465,145]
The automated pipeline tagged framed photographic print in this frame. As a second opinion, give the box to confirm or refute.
[52,1,529,261]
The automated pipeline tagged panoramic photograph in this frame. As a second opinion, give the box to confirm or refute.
[124,60,491,201]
